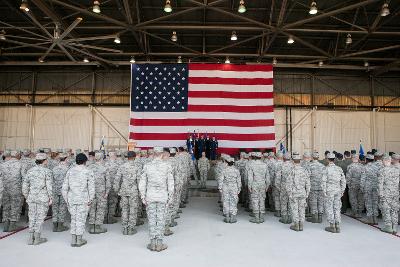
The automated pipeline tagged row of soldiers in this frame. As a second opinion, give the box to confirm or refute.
[215,150,400,234]
[0,147,194,251]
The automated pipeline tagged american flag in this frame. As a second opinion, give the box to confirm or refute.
[129,63,275,155]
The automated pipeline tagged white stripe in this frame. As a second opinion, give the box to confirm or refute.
[130,111,274,120]
[132,140,276,148]
[189,84,273,92]
[188,98,273,106]
[129,125,275,134]
[190,70,273,79]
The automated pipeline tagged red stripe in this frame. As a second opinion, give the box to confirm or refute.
[188,105,274,113]
[189,77,273,85]
[188,91,273,99]
[130,118,274,127]
[129,133,275,141]
[189,63,273,72]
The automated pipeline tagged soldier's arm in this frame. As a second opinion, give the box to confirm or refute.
[61,171,70,205]
[138,168,148,204]
[0,172,3,202]
[113,166,123,194]
[378,169,384,198]
[167,166,175,203]
[88,171,95,204]
[22,172,29,199]
[46,170,53,204]
[321,169,327,196]
[305,170,311,196]
[265,168,271,191]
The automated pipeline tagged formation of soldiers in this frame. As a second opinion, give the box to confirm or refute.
[0,147,194,251]
[216,149,400,234]
[1,147,399,251]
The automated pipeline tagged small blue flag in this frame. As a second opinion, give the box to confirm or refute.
[359,140,364,156]
[280,142,286,154]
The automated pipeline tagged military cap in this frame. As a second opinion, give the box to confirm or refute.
[35,153,47,160]
[366,154,375,160]
[3,150,11,157]
[254,152,262,158]
[226,157,234,163]
[243,153,249,159]
[10,150,19,157]
[312,151,319,158]
[268,152,275,157]
[95,152,104,160]
[392,153,400,160]
[169,147,177,154]
[263,152,269,157]
[327,152,336,159]
[59,152,68,158]
[292,152,301,160]
[23,149,31,156]
[153,147,163,153]
[382,154,391,161]
[374,151,383,157]
[109,151,117,157]
[303,151,312,158]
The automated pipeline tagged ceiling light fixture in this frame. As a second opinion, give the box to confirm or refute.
[364,61,369,67]
[171,31,177,42]
[93,1,101,13]
[177,56,182,63]
[130,56,135,63]
[164,0,172,13]
[238,0,246,13]
[380,3,390,17]
[272,57,277,65]
[345,33,352,45]
[83,57,89,63]
[318,61,323,67]
[114,35,121,44]
[20,0,30,12]
[230,31,237,41]
[0,30,6,40]
[287,36,294,44]
[38,57,44,63]
[309,2,318,15]
[225,57,231,64]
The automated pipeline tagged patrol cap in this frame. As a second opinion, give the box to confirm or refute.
[35,153,47,160]
[116,150,122,157]
[109,151,117,157]
[140,150,147,155]
[3,150,11,157]
[374,151,383,157]
[283,152,291,160]
[268,152,275,157]
[59,153,68,159]
[127,151,135,158]
[153,147,163,153]
[240,152,246,157]
[312,151,319,158]
[243,153,249,159]
[327,152,336,159]
[10,150,19,157]
[392,153,400,160]
[43,148,51,153]
[303,151,312,158]
[226,157,234,163]
[366,154,374,160]
[254,152,262,158]
[292,152,301,160]
[169,147,177,154]
[382,155,391,161]
[23,149,31,156]
[263,152,269,157]
[276,151,283,158]
[95,152,104,160]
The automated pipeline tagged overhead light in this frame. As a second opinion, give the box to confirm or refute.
[380,3,390,17]
[318,61,323,67]
[130,56,135,63]
[225,57,230,64]
[177,56,182,63]
[38,57,44,63]
[345,33,352,45]
[93,1,101,14]
[272,57,277,65]
[171,31,177,42]
[0,30,6,40]
[309,2,318,15]
[230,31,237,41]
[20,0,30,12]
[83,57,89,63]
[364,61,369,67]
[238,0,246,13]
[114,35,121,44]
[164,0,172,13]
[287,36,294,44]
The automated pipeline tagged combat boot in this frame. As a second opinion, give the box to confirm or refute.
[259,214,265,223]
[274,210,281,217]
[279,215,286,224]
[318,213,323,223]
[147,239,157,251]
[156,239,168,252]
[174,213,180,219]
[231,215,237,223]
[299,222,304,231]
[177,209,182,214]
[335,222,341,233]
[372,216,379,225]
[136,218,145,225]
[3,220,10,232]
[27,232,34,245]
[249,212,255,217]
[325,223,336,233]
[365,216,374,225]
[75,235,87,247]
[393,224,398,235]
[286,216,293,224]
[8,221,17,232]
[71,234,77,247]
[58,223,69,232]
[95,225,107,234]
[164,226,174,236]
[223,216,230,223]
[88,224,96,234]
[290,223,300,231]
[170,220,178,227]
[122,227,128,235]
[33,232,47,245]
[53,222,59,232]
[250,213,259,223]
[128,227,137,235]
[380,224,392,234]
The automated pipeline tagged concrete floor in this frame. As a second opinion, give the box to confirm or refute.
[1,196,400,267]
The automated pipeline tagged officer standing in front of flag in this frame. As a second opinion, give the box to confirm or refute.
[210,136,218,160]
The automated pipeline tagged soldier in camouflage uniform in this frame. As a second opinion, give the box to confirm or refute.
[20,149,35,179]
[219,156,241,223]
[378,155,400,234]
[1,150,23,232]
[62,153,95,247]
[179,147,192,208]
[22,153,52,245]
[235,152,248,207]
[287,153,310,231]
[139,147,174,252]
[361,154,380,225]
[272,151,284,217]
[87,152,111,234]
[346,154,365,218]
[114,151,141,235]
[104,151,119,224]
[247,152,270,223]
[322,153,346,233]
[198,152,210,189]
[306,152,325,223]
[162,148,178,236]
[276,153,293,224]
[52,153,70,232]
[175,147,190,217]
[0,170,3,206]
[166,148,183,228]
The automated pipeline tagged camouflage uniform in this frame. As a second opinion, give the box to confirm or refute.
[235,155,248,205]
[52,161,70,229]
[287,163,310,230]
[139,155,174,251]
[22,163,52,244]
[322,162,346,232]
[104,158,120,223]
[378,163,400,233]
[198,156,210,188]
[247,156,270,223]
[87,159,111,233]
[164,154,179,235]
[272,158,284,214]
[307,160,325,222]
[114,159,141,235]
[346,161,365,217]
[0,157,23,231]
[361,162,380,222]
[0,171,3,205]
[219,163,241,222]
[276,158,294,223]
[178,151,192,206]
[20,156,35,180]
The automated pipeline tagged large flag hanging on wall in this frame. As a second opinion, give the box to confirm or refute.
[129,63,275,154]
